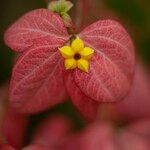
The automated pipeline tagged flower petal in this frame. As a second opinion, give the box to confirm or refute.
[4,9,69,52]
[65,58,77,70]
[77,59,89,73]
[75,19,135,102]
[65,72,99,121]
[71,37,84,52]
[80,47,94,60]
[59,46,74,59]
[9,45,67,113]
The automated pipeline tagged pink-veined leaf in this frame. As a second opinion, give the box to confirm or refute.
[9,44,67,113]
[4,9,69,52]
[65,72,99,121]
[74,20,135,102]
[103,63,150,122]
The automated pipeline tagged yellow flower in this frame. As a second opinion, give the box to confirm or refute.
[59,37,94,72]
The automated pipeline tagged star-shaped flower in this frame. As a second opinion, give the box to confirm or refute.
[4,9,135,120]
[59,37,94,72]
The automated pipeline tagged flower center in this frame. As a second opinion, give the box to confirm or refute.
[74,53,81,60]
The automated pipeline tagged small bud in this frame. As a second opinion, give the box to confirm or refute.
[48,0,73,14]
[61,12,73,27]
[48,0,74,28]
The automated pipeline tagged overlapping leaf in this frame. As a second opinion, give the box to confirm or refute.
[4,9,69,52]
[9,45,67,113]
[75,20,135,102]
[5,9,70,113]
[65,73,99,121]
[104,64,150,121]
[4,8,135,115]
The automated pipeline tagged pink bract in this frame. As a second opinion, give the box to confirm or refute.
[4,9,69,52]
[5,9,69,113]
[4,8,135,119]
[64,72,99,121]
[77,20,135,102]
[101,63,150,122]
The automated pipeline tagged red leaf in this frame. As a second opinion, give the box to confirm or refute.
[74,20,135,102]
[104,63,150,122]
[65,72,99,121]
[4,9,69,52]
[9,45,67,113]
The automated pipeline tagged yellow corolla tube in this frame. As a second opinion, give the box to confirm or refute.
[59,37,94,72]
